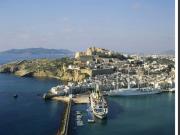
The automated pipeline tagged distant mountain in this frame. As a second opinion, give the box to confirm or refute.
[0,48,73,55]
[125,49,175,56]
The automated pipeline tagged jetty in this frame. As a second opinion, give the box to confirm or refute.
[53,94,90,135]
[57,98,71,135]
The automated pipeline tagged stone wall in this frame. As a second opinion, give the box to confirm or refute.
[91,68,115,76]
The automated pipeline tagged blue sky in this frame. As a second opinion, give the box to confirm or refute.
[0,0,175,53]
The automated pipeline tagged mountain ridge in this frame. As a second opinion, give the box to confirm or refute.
[0,48,73,55]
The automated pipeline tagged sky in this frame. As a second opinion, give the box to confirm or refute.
[0,0,175,53]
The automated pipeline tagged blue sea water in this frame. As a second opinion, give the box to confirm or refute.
[0,74,64,135]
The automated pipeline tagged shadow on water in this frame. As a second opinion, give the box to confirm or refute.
[68,104,80,135]
[107,98,124,120]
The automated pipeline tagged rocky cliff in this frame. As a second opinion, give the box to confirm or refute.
[0,58,89,82]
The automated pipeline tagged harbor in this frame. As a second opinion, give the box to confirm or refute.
[47,81,175,135]
[53,84,108,135]
[0,73,175,135]
[68,92,175,135]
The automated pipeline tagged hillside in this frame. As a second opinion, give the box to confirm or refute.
[0,58,88,82]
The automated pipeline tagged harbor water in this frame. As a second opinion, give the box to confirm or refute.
[69,93,175,135]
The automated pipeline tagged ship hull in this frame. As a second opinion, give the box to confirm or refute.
[90,93,108,119]
[107,88,162,96]
[93,112,107,119]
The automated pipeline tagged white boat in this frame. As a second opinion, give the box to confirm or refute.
[107,65,162,96]
[76,111,84,126]
[90,84,108,119]
[168,88,175,92]
[76,120,84,126]
[107,87,162,96]
[87,106,95,123]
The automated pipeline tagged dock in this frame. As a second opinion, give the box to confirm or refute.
[72,94,90,104]
[52,94,90,104]
[55,94,90,135]
[52,94,90,135]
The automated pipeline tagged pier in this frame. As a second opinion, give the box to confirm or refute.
[54,94,89,135]
[57,98,71,135]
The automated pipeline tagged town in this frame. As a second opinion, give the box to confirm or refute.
[44,46,175,98]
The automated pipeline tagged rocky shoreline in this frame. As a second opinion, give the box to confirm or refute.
[0,58,88,82]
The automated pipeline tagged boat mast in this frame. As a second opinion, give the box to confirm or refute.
[116,72,119,90]
[138,66,140,89]
[127,64,130,89]
[148,67,150,88]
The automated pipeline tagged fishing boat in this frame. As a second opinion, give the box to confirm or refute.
[13,94,18,98]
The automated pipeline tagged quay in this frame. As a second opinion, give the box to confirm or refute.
[52,94,90,104]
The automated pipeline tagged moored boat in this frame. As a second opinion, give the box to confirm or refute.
[90,84,108,119]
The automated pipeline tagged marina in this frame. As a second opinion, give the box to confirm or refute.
[47,82,175,135]
[68,93,175,135]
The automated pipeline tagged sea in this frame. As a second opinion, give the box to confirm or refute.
[0,54,175,135]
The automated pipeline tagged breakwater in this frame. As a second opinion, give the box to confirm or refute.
[55,94,89,135]
[57,98,71,135]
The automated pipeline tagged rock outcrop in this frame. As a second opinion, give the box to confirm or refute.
[0,58,89,82]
